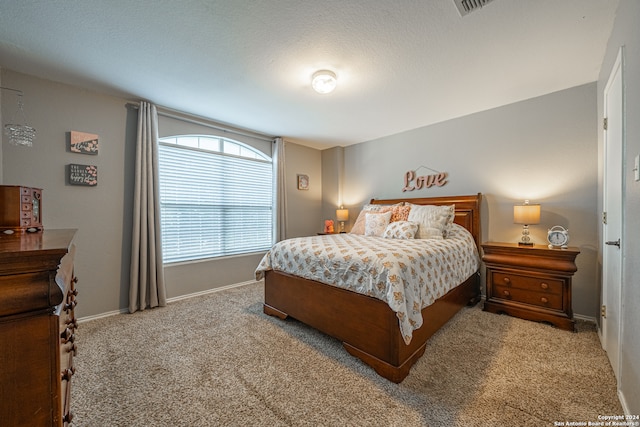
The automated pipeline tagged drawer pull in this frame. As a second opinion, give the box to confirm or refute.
[540,283,549,290]
[541,297,549,304]
[66,343,78,356]
[61,367,76,382]
[502,277,511,285]
[65,318,78,330]
[502,290,511,297]
[61,328,73,342]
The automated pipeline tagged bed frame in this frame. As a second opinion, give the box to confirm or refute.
[263,193,482,383]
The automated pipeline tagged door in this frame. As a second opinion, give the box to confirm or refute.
[601,47,624,381]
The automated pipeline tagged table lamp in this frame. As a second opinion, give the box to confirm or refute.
[514,200,540,246]
[336,207,349,233]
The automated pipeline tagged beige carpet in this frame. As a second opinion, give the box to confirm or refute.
[72,281,621,426]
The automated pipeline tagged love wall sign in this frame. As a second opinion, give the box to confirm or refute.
[402,170,448,192]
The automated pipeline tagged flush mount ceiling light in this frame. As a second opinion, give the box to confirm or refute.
[311,70,337,94]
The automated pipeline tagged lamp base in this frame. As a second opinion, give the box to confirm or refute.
[518,241,534,246]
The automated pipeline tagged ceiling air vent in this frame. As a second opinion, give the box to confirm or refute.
[453,0,495,16]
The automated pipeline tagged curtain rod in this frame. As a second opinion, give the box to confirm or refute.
[125,101,275,143]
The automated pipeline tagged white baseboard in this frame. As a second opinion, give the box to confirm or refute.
[77,280,261,324]
[165,280,259,303]
[574,313,597,324]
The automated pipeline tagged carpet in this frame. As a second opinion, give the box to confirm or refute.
[72,281,622,426]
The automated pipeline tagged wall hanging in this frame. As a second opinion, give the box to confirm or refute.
[68,164,98,186]
[69,131,99,154]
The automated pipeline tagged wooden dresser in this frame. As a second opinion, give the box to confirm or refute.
[0,229,77,426]
[482,242,579,331]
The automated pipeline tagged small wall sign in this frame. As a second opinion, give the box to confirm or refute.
[402,170,448,192]
[68,164,98,186]
[297,174,309,190]
[70,131,99,154]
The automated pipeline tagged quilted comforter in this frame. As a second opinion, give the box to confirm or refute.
[255,223,480,344]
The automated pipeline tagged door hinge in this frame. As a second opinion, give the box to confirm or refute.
[601,305,607,318]
[603,212,607,225]
[603,117,608,130]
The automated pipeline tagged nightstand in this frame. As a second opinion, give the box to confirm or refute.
[482,242,580,331]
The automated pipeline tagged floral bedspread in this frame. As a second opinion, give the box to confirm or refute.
[255,223,480,344]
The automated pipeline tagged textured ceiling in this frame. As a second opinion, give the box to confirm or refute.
[0,0,619,148]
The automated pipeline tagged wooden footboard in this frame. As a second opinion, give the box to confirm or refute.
[264,269,480,383]
[262,193,482,383]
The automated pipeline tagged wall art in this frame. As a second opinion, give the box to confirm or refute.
[68,164,98,186]
[70,130,99,154]
[297,174,309,190]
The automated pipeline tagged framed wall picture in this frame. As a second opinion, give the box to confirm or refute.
[68,164,98,186]
[297,174,309,190]
[70,131,99,154]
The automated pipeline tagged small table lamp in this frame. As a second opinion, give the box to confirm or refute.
[336,207,349,233]
[514,200,540,246]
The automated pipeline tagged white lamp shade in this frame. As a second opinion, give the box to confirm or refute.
[336,209,349,222]
[513,204,540,225]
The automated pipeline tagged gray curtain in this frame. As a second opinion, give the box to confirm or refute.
[273,137,287,242]
[129,102,166,313]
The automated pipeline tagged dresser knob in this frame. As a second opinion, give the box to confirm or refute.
[540,282,549,290]
[65,317,78,330]
[61,367,76,382]
[502,277,511,285]
[541,297,548,304]
[503,290,511,297]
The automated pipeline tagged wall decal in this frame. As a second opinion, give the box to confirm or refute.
[402,166,448,192]
[70,130,99,154]
[68,164,98,186]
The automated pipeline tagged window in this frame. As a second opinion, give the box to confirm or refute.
[158,135,273,263]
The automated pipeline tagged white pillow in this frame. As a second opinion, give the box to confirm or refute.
[382,221,419,239]
[407,204,455,239]
[364,211,392,237]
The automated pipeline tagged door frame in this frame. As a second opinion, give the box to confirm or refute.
[600,46,625,381]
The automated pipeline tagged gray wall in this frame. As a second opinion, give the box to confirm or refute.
[332,83,599,319]
[0,69,322,318]
[597,0,640,414]
[283,141,323,237]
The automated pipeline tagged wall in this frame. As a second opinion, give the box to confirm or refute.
[283,141,323,237]
[337,83,599,318]
[597,0,640,414]
[0,69,323,318]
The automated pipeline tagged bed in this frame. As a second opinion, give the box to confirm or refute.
[255,193,482,383]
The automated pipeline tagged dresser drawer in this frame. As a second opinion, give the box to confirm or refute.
[492,284,563,310]
[491,271,563,294]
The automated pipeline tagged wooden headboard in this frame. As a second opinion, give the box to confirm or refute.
[369,193,482,249]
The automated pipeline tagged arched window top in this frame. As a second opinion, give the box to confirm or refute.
[159,135,270,161]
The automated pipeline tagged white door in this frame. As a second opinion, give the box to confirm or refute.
[601,48,624,381]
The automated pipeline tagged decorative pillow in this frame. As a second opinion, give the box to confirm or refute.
[390,205,411,223]
[350,203,400,235]
[364,211,392,237]
[407,204,455,239]
[382,221,419,240]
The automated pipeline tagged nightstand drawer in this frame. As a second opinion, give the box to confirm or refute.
[492,284,563,310]
[491,271,562,294]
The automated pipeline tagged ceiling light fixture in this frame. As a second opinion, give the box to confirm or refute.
[1,86,36,147]
[311,70,337,94]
